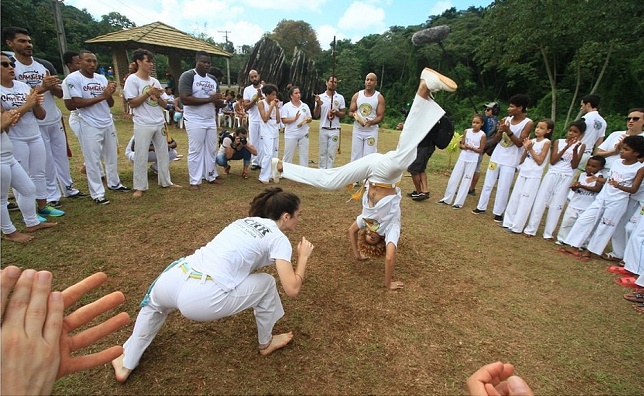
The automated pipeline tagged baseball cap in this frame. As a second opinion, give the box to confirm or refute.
[484,102,497,109]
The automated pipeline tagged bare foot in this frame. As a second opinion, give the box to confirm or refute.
[259,332,294,355]
[189,184,199,191]
[24,222,58,233]
[387,281,404,290]
[132,190,143,198]
[208,179,223,185]
[168,184,182,188]
[112,354,132,383]
[3,231,34,243]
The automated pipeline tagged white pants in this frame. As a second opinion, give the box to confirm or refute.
[502,175,542,233]
[563,196,628,255]
[185,121,218,185]
[476,163,516,215]
[557,205,585,243]
[258,133,278,183]
[524,172,573,238]
[248,121,261,166]
[608,197,640,258]
[122,260,284,370]
[283,135,309,167]
[440,159,477,206]
[2,157,39,234]
[624,206,644,276]
[11,136,47,200]
[40,121,79,201]
[133,124,172,191]
[79,120,121,199]
[282,95,444,188]
[319,128,340,169]
[350,128,378,162]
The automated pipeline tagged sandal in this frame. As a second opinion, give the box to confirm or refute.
[578,254,591,262]
[601,252,622,262]
[556,247,581,257]
[242,171,249,179]
[613,276,639,289]
[623,292,644,303]
[608,265,636,276]
[632,303,644,314]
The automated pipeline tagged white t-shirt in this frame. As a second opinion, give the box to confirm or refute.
[519,138,549,178]
[317,91,346,130]
[123,74,167,127]
[281,101,311,139]
[597,130,644,170]
[61,80,79,125]
[185,217,292,291]
[458,128,484,163]
[259,99,279,139]
[491,116,532,167]
[243,84,263,123]
[581,110,607,154]
[178,69,218,127]
[548,139,580,175]
[569,171,600,210]
[13,58,62,125]
[65,71,113,128]
[356,184,402,247]
[598,160,644,201]
[0,81,41,140]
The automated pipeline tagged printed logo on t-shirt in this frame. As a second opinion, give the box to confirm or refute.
[15,69,45,88]
[240,219,272,238]
[500,132,513,148]
[363,218,381,232]
[1,92,27,107]
[593,120,602,131]
[83,82,106,98]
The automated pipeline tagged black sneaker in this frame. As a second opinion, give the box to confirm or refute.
[468,189,476,196]
[436,200,449,205]
[412,192,429,201]
[108,184,131,192]
[471,208,486,214]
[406,190,419,197]
[7,202,18,212]
[494,215,503,222]
[68,191,88,198]
[250,165,261,170]
[47,200,62,208]
[94,197,110,205]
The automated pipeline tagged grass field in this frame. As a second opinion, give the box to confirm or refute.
[1,98,642,395]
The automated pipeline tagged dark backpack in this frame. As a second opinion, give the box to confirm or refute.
[219,130,234,146]
[432,115,455,150]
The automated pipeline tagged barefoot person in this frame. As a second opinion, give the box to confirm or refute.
[112,188,314,382]
[271,68,457,289]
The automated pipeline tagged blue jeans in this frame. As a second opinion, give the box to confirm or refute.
[216,148,251,168]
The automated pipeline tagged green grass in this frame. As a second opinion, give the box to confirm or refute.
[1,98,642,395]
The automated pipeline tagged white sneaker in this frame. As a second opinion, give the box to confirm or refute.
[271,158,281,183]
[420,68,457,92]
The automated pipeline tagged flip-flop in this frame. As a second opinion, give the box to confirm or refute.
[632,303,644,314]
[578,254,591,262]
[556,247,581,257]
[614,276,639,288]
[624,292,644,303]
[608,265,636,276]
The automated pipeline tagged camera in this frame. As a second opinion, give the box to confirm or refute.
[239,136,247,145]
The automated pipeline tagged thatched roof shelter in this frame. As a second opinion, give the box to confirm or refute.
[86,21,232,88]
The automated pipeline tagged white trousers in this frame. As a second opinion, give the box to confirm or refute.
[283,135,309,167]
[258,134,278,183]
[282,95,444,188]
[476,163,516,215]
[440,159,477,206]
[609,197,640,258]
[133,124,172,191]
[524,172,573,238]
[40,121,78,201]
[624,206,644,276]
[563,196,629,255]
[11,136,47,200]
[122,261,284,370]
[502,175,542,233]
[557,205,585,244]
[350,128,378,162]
[78,120,121,199]
[2,157,39,233]
[319,128,340,169]
[248,121,261,166]
[185,121,218,185]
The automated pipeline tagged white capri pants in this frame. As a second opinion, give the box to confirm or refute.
[40,121,78,201]
[122,260,284,370]
[319,128,340,169]
[11,136,47,201]
[185,121,218,185]
[624,207,644,276]
[524,172,573,238]
[475,163,516,215]
[502,175,542,233]
[556,206,585,244]
[2,157,40,234]
[133,124,172,191]
[609,197,640,259]
[248,121,261,166]
[282,95,444,188]
[283,135,309,167]
[440,159,477,206]
[79,120,121,199]
[350,128,378,162]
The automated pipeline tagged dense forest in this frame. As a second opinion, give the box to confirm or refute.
[2,0,643,135]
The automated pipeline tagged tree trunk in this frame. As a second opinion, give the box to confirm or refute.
[540,46,557,121]
[565,59,582,128]
[573,42,614,121]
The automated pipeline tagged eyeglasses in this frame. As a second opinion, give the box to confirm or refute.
[1,61,16,68]
[626,117,641,122]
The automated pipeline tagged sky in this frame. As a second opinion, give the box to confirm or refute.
[64,0,493,51]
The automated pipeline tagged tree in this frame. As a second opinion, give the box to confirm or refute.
[98,12,136,35]
[269,20,322,61]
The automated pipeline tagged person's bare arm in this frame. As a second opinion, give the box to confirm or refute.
[275,237,314,297]
[348,221,367,261]
[365,94,386,127]
[609,166,644,194]
[530,140,551,165]
[384,242,402,290]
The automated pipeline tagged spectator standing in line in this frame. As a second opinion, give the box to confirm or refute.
[243,70,263,169]
[313,76,346,169]
[281,86,312,166]
[348,72,385,162]
[469,102,499,196]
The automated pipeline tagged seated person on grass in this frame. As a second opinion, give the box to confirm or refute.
[124,135,179,175]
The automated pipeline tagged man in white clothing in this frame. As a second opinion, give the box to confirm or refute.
[243,70,263,169]
[579,93,607,167]
[314,76,346,169]
[348,72,385,162]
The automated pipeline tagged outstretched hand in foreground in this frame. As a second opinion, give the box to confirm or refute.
[466,361,534,396]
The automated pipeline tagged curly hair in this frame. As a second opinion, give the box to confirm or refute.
[357,229,386,257]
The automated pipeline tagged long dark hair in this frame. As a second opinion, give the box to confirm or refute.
[249,188,300,220]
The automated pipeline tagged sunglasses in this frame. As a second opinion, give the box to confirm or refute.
[626,117,641,122]
[1,61,16,68]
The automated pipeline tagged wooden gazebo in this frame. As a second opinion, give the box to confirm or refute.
[85,21,233,87]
